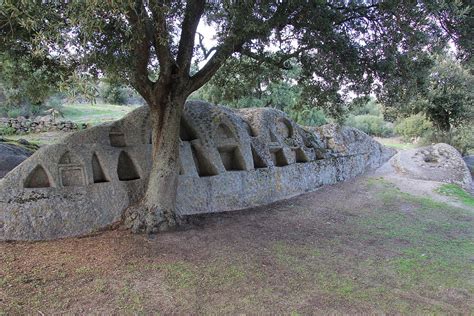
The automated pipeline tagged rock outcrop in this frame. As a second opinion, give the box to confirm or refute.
[463,155,474,177]
[391,143,472,190]
[0,101,395,241]
[0,139,38,178]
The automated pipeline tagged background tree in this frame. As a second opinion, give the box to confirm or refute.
[416,54,473,131]
[0,53,62,116]
[0,0,469,233]
[0,2,72,115]
[384,53,473,131]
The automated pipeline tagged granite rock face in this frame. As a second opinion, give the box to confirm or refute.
[0,101,395,240]
[0,141,37,178]
[463,155,474,177]
[391,143,472,190]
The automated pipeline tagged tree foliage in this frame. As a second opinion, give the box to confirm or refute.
[387,54,473,131]
[1,1,468,109]
[420,55,473,131]
[0,0,471,230]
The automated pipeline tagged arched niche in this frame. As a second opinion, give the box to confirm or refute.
[216,123,235,140]
[109,126,126,147]
[275,118,293,139]
[59,151,80,164]
[24,165,51,188]
[244,122,257,137]
[180,118,198,141]
[92,153,109,183]
[117,151,140,181]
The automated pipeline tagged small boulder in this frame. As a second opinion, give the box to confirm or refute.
[392,143,472,190]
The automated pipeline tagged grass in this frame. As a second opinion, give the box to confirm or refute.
[359,178,473,300]
[61,102,139,125]
[436,183,474,207]
[146,262,197,289]
[3,103,139,146]
[375,137,417,150]
[1,176,472,314]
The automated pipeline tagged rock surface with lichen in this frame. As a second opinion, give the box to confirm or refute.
[0,101,395,241]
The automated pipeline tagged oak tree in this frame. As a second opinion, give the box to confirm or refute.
[0,0,469,232]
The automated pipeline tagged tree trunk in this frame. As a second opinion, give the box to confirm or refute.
[124,95,185,234]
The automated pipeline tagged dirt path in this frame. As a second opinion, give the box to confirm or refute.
[375,160,472,209]
[1,166,473,314]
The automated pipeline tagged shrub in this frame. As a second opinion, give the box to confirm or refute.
[6,107,24,118]
[394,113,432,141]
[350,99,383,116]
[345,114,393,137]
[45,94,66,109]
[421,124,473,156]
[0,126,16,136]
[290,107,328,126]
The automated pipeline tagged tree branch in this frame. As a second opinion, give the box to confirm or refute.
[148,1,175,78]
[241,47,306,70]
[176,0,205,76]
[126,0,154,102]
[188,1,290,93]
[188,35,246,93]
[196,32,217,60]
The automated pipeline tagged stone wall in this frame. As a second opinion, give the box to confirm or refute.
[0,116,87,134]
[0,101,395,241]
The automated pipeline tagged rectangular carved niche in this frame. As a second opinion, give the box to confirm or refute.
[271,148,289,167]
[58,151,86,187]
[251,145,268,169]
[109,127,126,147]
[218,146,245,171]
[191,144,219,177]
[59,166,86,187]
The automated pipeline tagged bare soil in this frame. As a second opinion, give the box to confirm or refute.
[1,170,473,314]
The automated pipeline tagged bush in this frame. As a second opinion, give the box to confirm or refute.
[6,107,24,118]
[0,126,16,136]
[345,114,393,137]
[394,113,432,141]
[350,99,383,116]
[421,125,473,156]
[290,107,327,126]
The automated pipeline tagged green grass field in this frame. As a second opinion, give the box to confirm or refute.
[4,103,139,145]
[436,183,474,207]
[61,103,139,125]
[374,137,417,150]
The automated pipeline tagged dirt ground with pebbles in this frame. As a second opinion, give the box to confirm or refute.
[1,164,473,314]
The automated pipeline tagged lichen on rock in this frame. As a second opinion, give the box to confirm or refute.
[0,101,395,241]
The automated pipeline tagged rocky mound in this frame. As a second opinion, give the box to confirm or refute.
[391,143,472,190]
[0,101,395,241]
[0,139,38,178]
